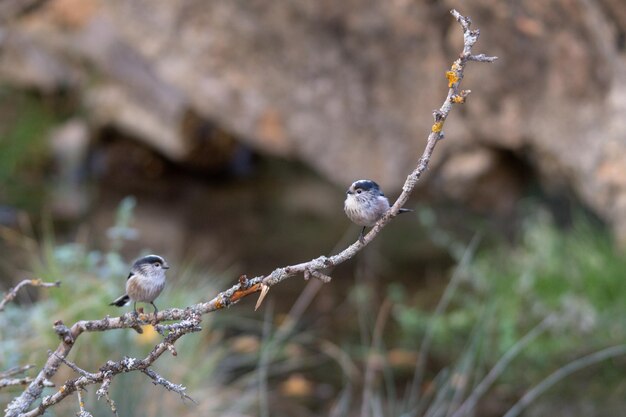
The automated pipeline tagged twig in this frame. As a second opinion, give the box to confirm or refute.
[95,377,118,417]
[0,364,53,391]
[8,314,202,417]
[52,352,98,380]
[4,9,496,417]
[76,389,92,417]
[0,378,33,390]
[503,344,626,417]
[0,366,34,379]
[142,368,196,403]
[0,279,61,312]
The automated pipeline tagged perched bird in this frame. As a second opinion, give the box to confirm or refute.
[344,179,413,243]
[110,254,170,316]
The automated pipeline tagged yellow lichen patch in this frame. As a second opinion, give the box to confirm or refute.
[137,325,159,345]
[446,71,459,88]
[451,62,461,72]
[431,121,444,133]
[451,94,466,104]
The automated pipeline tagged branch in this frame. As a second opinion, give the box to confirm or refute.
[9,314,202,417]
[0,378,34,390]
[0,281,60,391]
[142,368,196,403]
[4,9,496,417]
[0,366,33,380]
[0,366,54,392]
[0,279,61,312]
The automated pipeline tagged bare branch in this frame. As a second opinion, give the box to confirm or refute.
[0,364,53,392]
[142,368,196,403]
[304,269,332,283]
[51,353,98,380]
[4,9,496,417]
[76,389,93,417]
[95,377,118,417]
[0,378,32,390]
[11,314,202,417]
[0,366,34,380]
[0,279,61,312]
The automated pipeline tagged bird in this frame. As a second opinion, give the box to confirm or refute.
[344,179,412,243]
[110,254,169,317]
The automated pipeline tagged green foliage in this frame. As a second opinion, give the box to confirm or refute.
[393,208,626,380]
[0,198,326,416]
[0,89,57,210]
[0,198,228,415]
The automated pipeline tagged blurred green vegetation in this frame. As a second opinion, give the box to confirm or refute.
[0,89,60,212]
[2,197,626,416]
[0,198,237,415]
[0,198,346,416]
[392,207,626,387]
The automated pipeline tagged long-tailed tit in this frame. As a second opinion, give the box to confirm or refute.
[110,254,169,316]
[344,179,412,243]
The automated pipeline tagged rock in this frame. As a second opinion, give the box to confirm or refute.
[48,118,91,219]
[1,0,626,241]
[434,147,527,215]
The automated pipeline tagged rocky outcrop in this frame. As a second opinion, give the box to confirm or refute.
[1,0,625,240]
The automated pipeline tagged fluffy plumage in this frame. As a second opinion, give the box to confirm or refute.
[110,254,169,315]
[344,179,412,242]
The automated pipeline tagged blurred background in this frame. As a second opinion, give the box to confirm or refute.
[1,0,626,416]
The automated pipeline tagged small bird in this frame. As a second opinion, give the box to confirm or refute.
[110,254,170,316]
[344,179,412,243]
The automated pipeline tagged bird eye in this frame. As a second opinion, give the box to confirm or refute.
[154,262,161,268]
[356,189,362,194]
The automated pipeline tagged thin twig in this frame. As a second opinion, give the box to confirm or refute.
[4,9,496,417]
[0,366,34,382]
[95,377,118,417]
[76,389,92,417]
[52,353,98,380]
[142,368,196,403]
[0,279,61,312]
[0,378,32,390]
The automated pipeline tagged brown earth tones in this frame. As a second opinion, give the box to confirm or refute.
[1,0,625,241]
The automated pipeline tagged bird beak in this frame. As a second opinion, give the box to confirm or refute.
[346,190,353,195]
[163,263,170,269]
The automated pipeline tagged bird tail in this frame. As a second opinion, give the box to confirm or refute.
[110,294,130,307]
[399,208,413,214]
